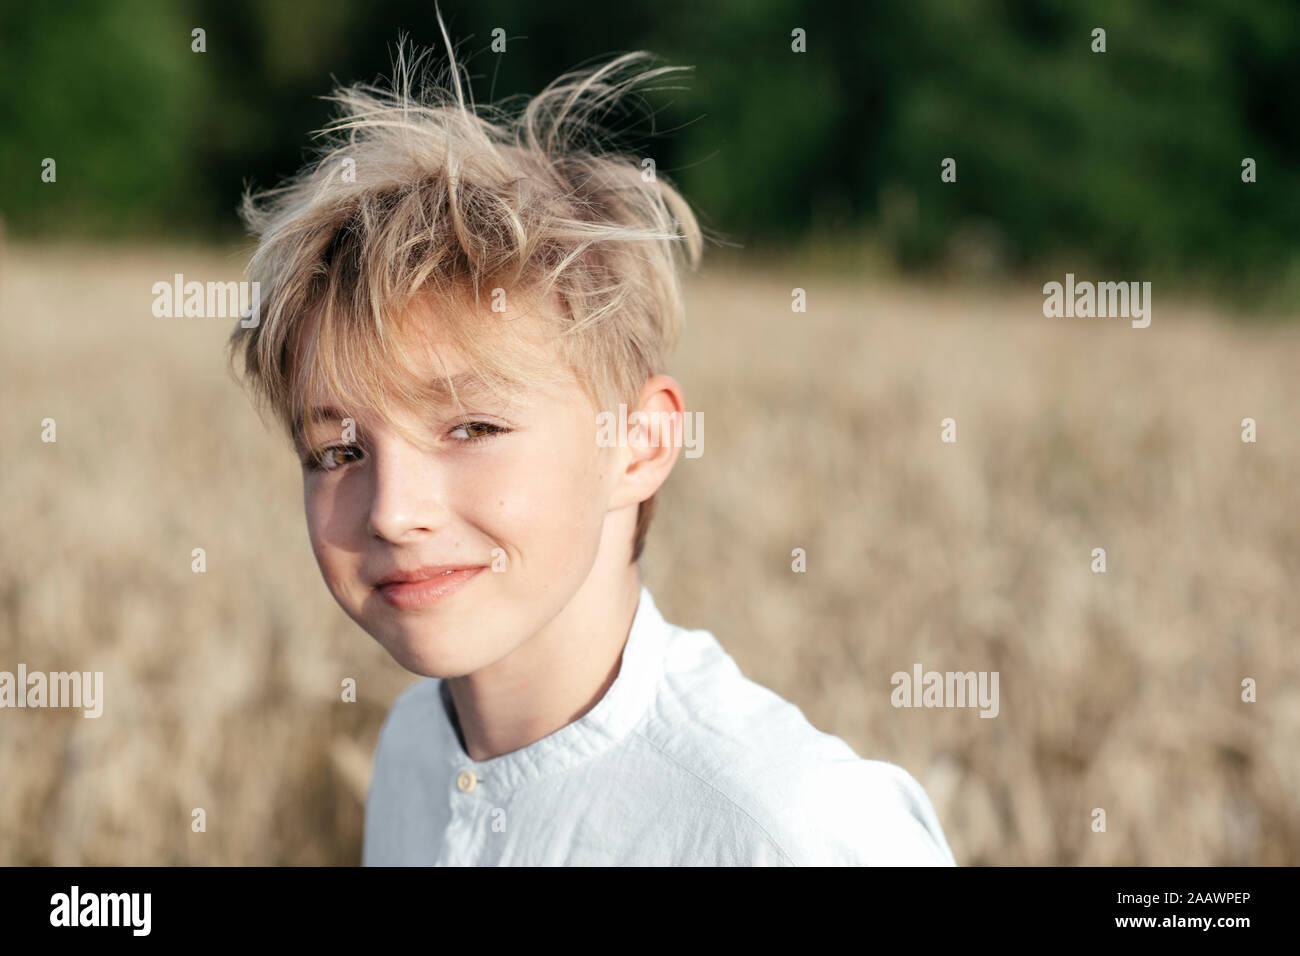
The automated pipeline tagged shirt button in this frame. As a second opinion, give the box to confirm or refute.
[456,770,477,793]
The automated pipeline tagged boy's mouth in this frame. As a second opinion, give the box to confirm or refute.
[373,564,487,611]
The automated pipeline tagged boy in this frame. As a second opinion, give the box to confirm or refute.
[228,24,956,866]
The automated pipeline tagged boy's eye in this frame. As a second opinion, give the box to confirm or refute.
[451,421,510,443]
[304,422,509,471]
[306,444,364,472]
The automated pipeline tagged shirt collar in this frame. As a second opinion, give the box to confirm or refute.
[434,583,669,793]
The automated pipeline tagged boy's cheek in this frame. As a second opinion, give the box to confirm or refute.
[300,489,361,602]
[486,459,596,544]
[302,474,369,546]
[304,531,352,607]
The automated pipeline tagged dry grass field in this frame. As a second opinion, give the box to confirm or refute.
[2,241,1297,865]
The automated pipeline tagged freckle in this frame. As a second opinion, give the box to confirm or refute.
[498,500,504,506]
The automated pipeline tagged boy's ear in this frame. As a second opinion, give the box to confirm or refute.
[611,374,686,508]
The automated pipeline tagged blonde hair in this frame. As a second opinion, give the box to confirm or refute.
[227,15,705,563]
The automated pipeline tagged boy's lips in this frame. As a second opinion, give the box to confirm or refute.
[373,564,487,611]
[373,563,486,586]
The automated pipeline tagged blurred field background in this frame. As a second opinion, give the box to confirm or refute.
[3,243,1297,865]
[3,0,1299,865]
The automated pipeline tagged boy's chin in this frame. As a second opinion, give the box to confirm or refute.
[372,625,489,679]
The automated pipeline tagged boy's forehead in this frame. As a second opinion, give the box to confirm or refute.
[388,286,565,372]
[297,289,573,423]
[299,357,518,424]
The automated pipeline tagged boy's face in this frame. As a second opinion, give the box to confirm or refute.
[295,297,627,678]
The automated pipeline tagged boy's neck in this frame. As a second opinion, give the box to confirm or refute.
[445,560,643,763]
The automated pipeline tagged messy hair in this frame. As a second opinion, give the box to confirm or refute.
[226,13,704,564]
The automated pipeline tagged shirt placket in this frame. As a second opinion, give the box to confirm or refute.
[440,765,491,865]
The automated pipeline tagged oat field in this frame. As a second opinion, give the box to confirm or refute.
[2,241,1297,865]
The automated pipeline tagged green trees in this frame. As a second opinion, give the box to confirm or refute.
[4,0,1296,305]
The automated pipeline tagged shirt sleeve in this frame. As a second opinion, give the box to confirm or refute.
[361,680,436,866]
[769,757,958,866]
[361,700,402,866]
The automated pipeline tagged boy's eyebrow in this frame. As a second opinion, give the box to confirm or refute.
[295,374,507,433]
[292,405,352,450]
[300,405,350,427]
[422,372,503,404]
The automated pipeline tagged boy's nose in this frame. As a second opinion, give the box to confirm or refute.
[364,442,443,542]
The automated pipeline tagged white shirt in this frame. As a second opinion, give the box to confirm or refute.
[363,585,957,865]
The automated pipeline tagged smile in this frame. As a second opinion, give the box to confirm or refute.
[375,566,486,611]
